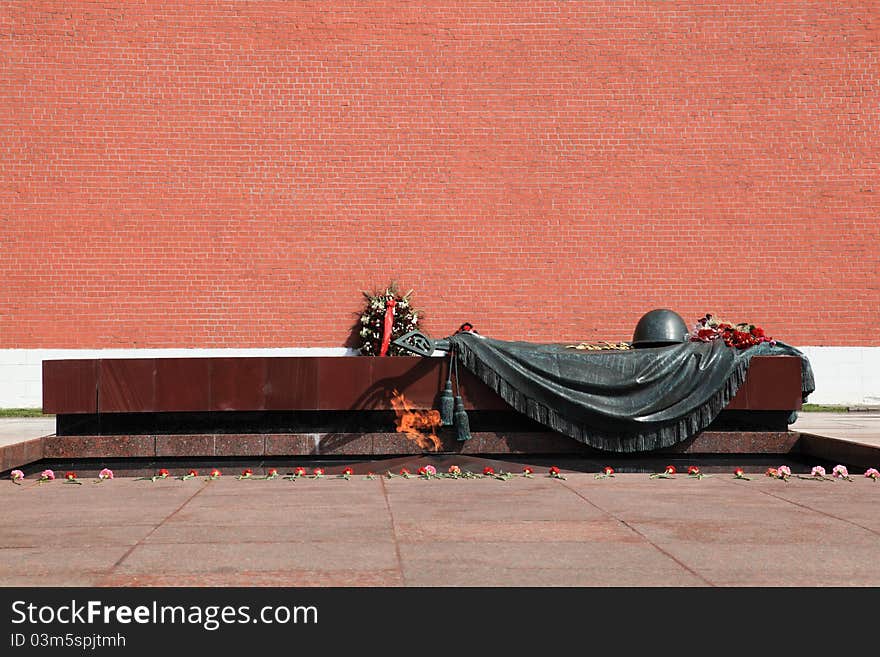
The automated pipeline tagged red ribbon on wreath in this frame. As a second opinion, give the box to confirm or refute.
[379,297,397,357]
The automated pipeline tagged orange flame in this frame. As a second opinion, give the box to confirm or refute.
[390,389,442,452]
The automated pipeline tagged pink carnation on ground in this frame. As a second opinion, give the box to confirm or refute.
[865,468,879,480]
[832,465,849,479]
[811,466,826,477]
[423,465,437,476]
[10,469,24,483]
[98,468,114,480]
[40,469,55,481]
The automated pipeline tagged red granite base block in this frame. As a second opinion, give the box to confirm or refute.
[0,438,44,471]
[42,435,156,459]
[264,434,320,456]
[214,434,266,457]
[29,430,808,460]
[465,432,591,454]
[371,432,427,455]
[316,433,375,455]
[666,431,801,454]
[155,435,214,457]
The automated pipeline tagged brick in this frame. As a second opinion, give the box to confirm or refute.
[1,3,877,349]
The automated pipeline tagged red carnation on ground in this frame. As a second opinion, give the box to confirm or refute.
[237,468,253,480]
[209,468,221,479]
[312,467,325,479]
[733,467,750,480]
[294,467,307,477]
[64,471,82,485]
[687,465,709,480]
[483,466,495,476]
[595,466,615,480]
[650,465,676,479]
[522,466,534,478]
[549,466,566,480]
[341,466,354,480]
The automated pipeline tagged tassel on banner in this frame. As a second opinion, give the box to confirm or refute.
[439,353,454,426]
[453,395,471,442]
[451,353,471,441]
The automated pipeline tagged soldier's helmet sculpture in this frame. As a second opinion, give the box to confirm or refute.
[631,309,689,348]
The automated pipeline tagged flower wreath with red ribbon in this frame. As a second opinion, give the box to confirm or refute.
[357,283,424,357]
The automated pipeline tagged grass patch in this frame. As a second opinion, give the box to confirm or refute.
[801,404,849,413]
[0,408,53,417]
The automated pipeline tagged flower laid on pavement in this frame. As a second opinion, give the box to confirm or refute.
[687,465,709,480]
[650,465,676,479]
[263,468,279,480]
[522,466,534,479]
[38,469,55,484]
[733,467,750,481]
[479,466,512,481]
[595,466,615,480]
[237,468,254,480]
[549,466,566,480]
[285,467,308,481]
[865,468,879,481]
[206,468,222,480]
[311,467,325,480]
[365,471,376,480]
[417,465,437,479]
[139,468,170,483]
[799,466,832,482]
[340,466,354,480]
[766,465,791,481]
[180,469,198,481]
[65,471,82,485]
[95,468,114,483]
[10,469,25,485]
[832,465,853,482]
[447,465,462,479]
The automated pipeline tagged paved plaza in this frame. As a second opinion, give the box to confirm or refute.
[1,463,878,587]
[1,413,878,587]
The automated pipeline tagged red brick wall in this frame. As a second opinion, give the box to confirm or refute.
[2,2,878,348]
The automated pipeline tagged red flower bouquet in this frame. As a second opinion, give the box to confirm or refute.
[690,314,775,349]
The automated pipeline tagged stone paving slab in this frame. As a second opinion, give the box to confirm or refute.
[0,417,55,448]
[792,412,880,448]
[1,473,877,587]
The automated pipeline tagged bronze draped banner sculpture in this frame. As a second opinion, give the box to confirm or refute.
[393,331,815,453]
